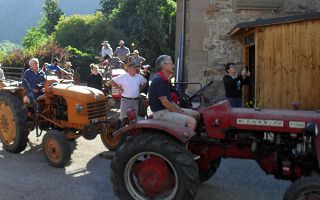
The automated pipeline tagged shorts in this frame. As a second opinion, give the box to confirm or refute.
[152,108,196,127]
[120,97,139,120]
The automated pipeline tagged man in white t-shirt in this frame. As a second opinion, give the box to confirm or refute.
[110,61,147,121]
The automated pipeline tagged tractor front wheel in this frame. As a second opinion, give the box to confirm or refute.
[101,119,127,151]
[283,176,320,200]
[0,92,28,153]
[42,130,71,168]
[111,133,199,200]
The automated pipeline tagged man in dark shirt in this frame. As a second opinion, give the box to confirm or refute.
[22,58,46,104]
[141,65,150,95]
[149,55,199,130]
[223,63,250,108]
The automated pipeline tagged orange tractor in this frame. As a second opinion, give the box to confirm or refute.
[0,79,122,167]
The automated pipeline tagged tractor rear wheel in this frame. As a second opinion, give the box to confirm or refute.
[0,92,28,153]
[42,130,71,168]
[100,119,127,151]
[111,133,199,200]
[199,157,221,183]
[283,176,320,200]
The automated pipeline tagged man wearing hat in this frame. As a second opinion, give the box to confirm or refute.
[101,41,113,57]
[114,40,130,63]
[132,49,146,67]
[110,60,147,123]
[62,61,74,79]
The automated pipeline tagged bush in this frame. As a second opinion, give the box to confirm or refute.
[54,12,126,55]
[66,46,96,82]
[0,40,69,77]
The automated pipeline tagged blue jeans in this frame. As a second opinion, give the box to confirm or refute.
[227,98,242,108]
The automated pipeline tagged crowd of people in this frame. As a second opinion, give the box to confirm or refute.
[0,38,251,130]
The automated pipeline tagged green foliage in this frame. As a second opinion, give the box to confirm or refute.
[0,41,69,73]
[43,0,64,35]
[54,11,126,54]
[109,0,176,64]
[99,0,120,16]
[0,40,22,52]
[66,46,95,81]
[23,21,48,49]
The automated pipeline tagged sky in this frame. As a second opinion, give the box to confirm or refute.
[0,0,100,43]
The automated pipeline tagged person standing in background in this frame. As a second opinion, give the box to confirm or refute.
[87,64,103,91]
[223,63,250,108]
[141,65,150,95]
[132,50,146,67]
[110,61,146,123]
[101,41,113,57]
[62,62,74,79]
[114,40,130,63]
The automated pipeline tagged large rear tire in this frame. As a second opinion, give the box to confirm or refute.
[42,130,71,168]
[111,133,199,200]
[283,176,320,200]
[0,92,28,153]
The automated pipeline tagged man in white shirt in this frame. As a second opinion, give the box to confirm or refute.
[110,61,147,121]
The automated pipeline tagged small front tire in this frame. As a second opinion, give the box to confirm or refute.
[101,119,127,151]
[42,130,71,168]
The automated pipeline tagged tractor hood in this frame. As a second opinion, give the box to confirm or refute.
[200,100,320,139]
[50,84,105,102]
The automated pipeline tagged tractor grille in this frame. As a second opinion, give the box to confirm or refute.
[87,100,107,120]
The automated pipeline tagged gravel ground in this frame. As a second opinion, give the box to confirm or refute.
[0,131,291,200]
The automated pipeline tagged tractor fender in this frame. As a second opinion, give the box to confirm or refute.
[113,119,196,144]
[0,87,25,99]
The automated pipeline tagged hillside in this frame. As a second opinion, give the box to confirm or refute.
[0,0,100,43]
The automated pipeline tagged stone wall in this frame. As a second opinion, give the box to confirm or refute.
[175,0,320,100]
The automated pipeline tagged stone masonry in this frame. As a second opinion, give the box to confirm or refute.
[175,0,320,101]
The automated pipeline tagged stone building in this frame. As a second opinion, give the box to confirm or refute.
[175,0,320,105]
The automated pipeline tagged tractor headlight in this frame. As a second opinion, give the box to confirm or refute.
[305,122,318,137]
[76,104,84,113]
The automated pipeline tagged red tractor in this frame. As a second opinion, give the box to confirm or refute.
[110,99,320,199]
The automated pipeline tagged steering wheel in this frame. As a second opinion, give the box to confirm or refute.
[179,93,192,108]
[190,81,213,100]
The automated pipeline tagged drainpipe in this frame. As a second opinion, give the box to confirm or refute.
[176,0,186,87]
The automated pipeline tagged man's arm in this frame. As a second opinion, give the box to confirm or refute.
[159,97,184,114]
[60,68,72,78]
[110,80,124,93]
[138,75,147,92]
[140,57,146,64]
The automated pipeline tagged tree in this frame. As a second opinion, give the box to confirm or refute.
[23,24,47,49]
[54,12,126,54]
[99,0,120,16]
[43,0,64,35]
[109,0,176,64]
